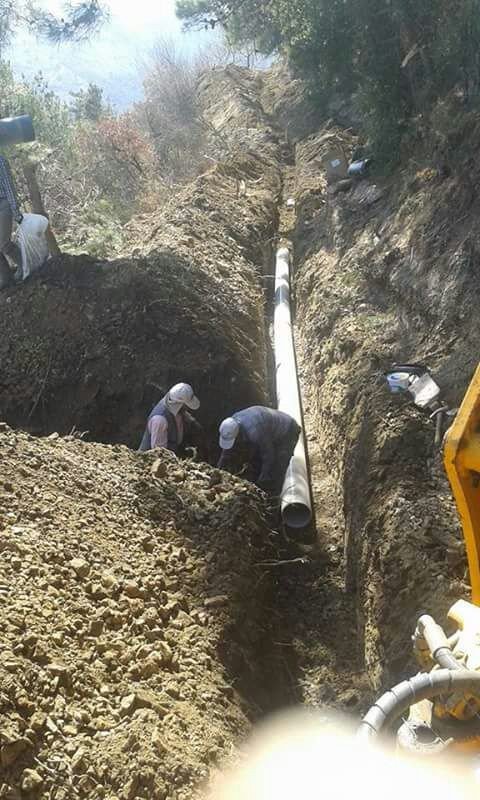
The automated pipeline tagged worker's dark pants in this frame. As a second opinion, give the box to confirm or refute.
[0,200,21,290]
[257,421,301,495]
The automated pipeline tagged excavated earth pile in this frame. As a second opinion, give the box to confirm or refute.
[0,69,282,450]
[0,426,282,800]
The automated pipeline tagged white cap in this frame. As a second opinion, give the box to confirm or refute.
[168,382,200,410]
[219,417,240,450]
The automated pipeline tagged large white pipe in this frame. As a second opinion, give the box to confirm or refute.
[274,246,312,528]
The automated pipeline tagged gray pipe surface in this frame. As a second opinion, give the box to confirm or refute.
[358,669,480,740]
[274,247,312,528]
[415,614,461,671]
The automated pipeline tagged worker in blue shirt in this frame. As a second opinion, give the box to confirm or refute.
[0,155,23,289]
[217,406,300,493]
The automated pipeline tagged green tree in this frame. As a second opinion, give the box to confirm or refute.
[176,0,480,163]
[0,0,106,55]
[70,83,108,122]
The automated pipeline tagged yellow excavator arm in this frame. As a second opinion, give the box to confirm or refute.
[444,364,480,605]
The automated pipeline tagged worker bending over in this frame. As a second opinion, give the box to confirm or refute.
[217,406,300,492]
[0,155,23,289]
[139,382,200,453]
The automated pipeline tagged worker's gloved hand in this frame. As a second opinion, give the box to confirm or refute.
[189,418,204,435]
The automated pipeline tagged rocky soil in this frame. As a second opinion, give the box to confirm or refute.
[0,425,287,800]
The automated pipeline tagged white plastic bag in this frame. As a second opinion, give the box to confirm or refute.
[15,213,49,280]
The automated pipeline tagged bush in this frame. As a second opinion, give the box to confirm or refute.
[176,0,480,167]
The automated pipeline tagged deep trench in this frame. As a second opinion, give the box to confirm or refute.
[2,130,371,724]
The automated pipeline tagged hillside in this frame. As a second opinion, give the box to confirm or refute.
[1,63,478,796]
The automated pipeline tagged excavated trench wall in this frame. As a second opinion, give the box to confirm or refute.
[7,58,480,744]
[0,68,282,454]
[290,118,480,689]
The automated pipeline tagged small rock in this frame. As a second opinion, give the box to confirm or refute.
[86,582,107,600]
[204,595,228,608]
[151,459,168,479]
[151,727,168,754]
[170,470,185,483]
[101,572,119,590]
[21,769,43,792]
[119,691,168,718]
[46,717,60,734]
[46,662,70,678]
[70,558,90,579]
[123,581,146,599]
[175,611,193,628]
[138,657,160,678]
[30,712,47,732]
[15,694,35,715]
[142,536,154,554]
[89,619,104,637]
[33,641,48,662]
[1,739,28,767]
[157,642,173,665]
[119,694,136,717]
[63,724,78,736]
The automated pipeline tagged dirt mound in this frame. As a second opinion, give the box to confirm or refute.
[0,145,281,451]
[0,424,281,799]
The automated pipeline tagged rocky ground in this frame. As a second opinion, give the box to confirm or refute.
[0,425,289,800]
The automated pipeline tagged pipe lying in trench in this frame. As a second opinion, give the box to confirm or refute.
[274,246,313,529]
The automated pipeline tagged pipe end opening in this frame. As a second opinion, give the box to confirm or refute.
[276,247,290,261]
[282,502,311,529]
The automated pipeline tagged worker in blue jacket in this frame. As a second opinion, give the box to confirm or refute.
[217,406,300,492]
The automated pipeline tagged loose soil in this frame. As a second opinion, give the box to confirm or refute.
[0,427,293,800]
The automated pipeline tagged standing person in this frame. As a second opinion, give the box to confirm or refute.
[217,406,300,493]
[138,382,200,454]
[0,155,23,290]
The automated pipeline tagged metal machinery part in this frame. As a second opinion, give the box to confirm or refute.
[444,364,480,605]
[359,365,480,759]
[0,115,35,145]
